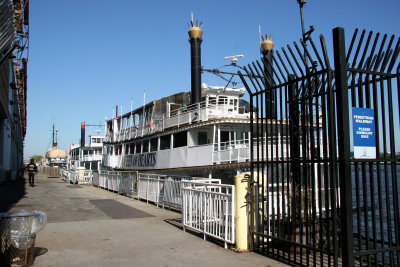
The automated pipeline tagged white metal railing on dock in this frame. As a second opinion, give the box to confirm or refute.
[79,170,93,185]
[135,174,219,209]
[181,181,235,248]
[66,170,236,248]
[98,171,138,195]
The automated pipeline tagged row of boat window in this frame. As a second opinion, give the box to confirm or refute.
[106,129,251,156]
[106,131,190,155]
[69,148,103,158]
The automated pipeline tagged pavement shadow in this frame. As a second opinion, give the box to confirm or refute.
[33,247,48,257]
[164,218,228,249]
[0,177,27,212]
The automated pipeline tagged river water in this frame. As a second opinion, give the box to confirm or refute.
[351,163,400,263]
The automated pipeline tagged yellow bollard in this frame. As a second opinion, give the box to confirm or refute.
[235,173,249,252]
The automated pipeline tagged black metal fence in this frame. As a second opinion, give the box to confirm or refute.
[239,27,400,266]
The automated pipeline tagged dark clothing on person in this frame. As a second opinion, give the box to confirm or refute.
[27,162,37,186]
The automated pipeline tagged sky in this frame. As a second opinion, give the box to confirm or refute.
[24,0,400,159]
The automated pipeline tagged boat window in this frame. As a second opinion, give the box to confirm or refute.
[209,97,216,106]
[150,138,158,152]
[218,96,228,105]
[129,143,135,154]
[201,97,206,108]
[160,135,171,150]
[135,142,142,154]
[91,163,98,171]
[221,131,230,142]
[125,144,129,154]
[143,140,149,153]
[198,132,208,145]
[173,131,187,148]
[234,99,238,110]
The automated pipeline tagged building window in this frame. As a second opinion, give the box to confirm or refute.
[173,131,187,148]
[160,135,171,150]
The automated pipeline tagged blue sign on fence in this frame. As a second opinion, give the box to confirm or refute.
[352,107,376,159]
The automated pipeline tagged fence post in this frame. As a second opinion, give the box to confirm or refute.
[288,74,301,225]
[333,27,355,267]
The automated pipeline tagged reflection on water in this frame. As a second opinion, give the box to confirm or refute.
[351,163,400,264]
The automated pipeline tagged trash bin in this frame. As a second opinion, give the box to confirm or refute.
[0,210,47,267]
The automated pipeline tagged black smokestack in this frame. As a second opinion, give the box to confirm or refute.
[261,35,276,119]
[81,122,85,147]
[188,20,203,104]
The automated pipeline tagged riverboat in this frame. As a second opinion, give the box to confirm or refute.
[63,123,104,184]
[102,83,257,180]
[67,133,104,171]
[100,22,287,182]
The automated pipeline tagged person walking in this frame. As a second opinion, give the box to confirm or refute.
[27,159,38,186]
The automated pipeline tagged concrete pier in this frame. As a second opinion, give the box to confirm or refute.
[0,172,288,266]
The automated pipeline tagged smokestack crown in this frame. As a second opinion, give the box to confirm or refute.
[188,26,203,39]
[188,18,203,39]
[261,35,274,51]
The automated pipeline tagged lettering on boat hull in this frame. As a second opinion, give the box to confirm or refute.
[123,153,156,168]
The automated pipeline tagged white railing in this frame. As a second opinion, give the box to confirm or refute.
[78,170,93,185]
[102,155,121,169]
[181,181,235,248]
[60,168,69,181]
[137,174,222,210]
[106,101,252,142]
[213,146,250,164]
[67,170,78,184]
[81,155,102,162]
[98,171,138,195]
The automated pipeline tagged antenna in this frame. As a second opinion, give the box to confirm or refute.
[191,12,194,26]
[224,54,244,65]
[259,25,262,45]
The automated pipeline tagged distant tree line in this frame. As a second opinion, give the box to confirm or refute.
[31,155,43,162]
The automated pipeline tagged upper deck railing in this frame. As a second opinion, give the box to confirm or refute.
[105,101,252,143]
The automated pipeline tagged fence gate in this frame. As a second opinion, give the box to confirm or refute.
[239,27,400,266]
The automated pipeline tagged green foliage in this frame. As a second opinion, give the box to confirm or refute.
[31,155,43,162]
